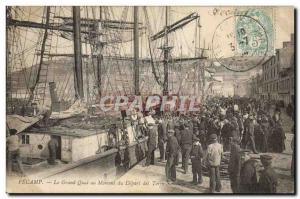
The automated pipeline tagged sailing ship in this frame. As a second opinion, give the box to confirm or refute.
[6,6,213,180]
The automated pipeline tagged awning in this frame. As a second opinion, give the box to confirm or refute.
[6,115,41,134]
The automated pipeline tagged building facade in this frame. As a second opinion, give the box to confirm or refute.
[249,74,262,100]
[250,34,294,106]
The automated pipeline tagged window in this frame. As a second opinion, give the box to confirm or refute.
[21,134,30,144]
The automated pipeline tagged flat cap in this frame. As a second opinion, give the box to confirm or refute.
[209,134,217,140]
[168,129,175,133]
[260,154,273,161]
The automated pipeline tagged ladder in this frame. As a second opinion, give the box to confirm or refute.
[33,6,56,105]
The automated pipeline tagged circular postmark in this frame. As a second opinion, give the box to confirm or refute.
[212,15,269,72]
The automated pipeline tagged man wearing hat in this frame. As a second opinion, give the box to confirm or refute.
[233,105,244,141]
[243,114,258,154]
[180,121,193,174]
[206,133,223,193]
[144,123,157,166]
[48,135,59,165]
[220,117,233,152]
[174,122,182,166]
[157,117,167,162]
[29,102,39,116]
[239,152,259,193]
[258,155,278,193]
[228,137,241,193]
[199,115,207,149]
[241,113,250,148]
[190,137,204,185]
[7,129,25,176]
[165,129,180,183]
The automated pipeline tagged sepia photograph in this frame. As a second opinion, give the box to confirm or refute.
[5,5,295,194]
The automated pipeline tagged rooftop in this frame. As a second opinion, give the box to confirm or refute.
[25,115,122,137]
[27,126,107,137]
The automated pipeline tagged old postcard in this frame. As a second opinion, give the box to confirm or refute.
[6,6,295,194]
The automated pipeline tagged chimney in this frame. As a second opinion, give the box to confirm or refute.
[291,33,294,45]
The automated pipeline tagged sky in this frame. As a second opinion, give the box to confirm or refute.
[8,6,294,70]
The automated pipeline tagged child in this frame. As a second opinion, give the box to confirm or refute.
[190,137,204,184]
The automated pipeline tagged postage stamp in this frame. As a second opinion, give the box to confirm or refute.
[235,8,275,55]
[212,8,275,72]
[235,15,269,57]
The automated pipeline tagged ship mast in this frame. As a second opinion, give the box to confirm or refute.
[163,6,171,95]
[151,8,199,95]
[133,6,139,95]
[96,6,103,98]
[72,6,84,99]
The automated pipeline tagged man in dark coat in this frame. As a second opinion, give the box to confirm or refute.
[227,112,240,140]
[174,123,182,144]
[190,137,203,184]
[180,122,193,174]
[144,123,157,166]
[48,136,59,165]
[221,119,232,152]
[174,122,182,165]
[254,118,264,152]
[199,115,207,148]
[239,154,259,193]
[157,118,167,161]
[234,105,244,140]
[258,155,278,193]
[165,129,180,183]
[270,114,286,153]
[241,115,251,148]
[207,117,220,138]
[228,137,241,193]
[243,115,258,154]
[192,115,200,134]
[260,115,270,152]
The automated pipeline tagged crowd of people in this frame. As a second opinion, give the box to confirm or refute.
[141,97,294,193]
[6,96,294,194]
